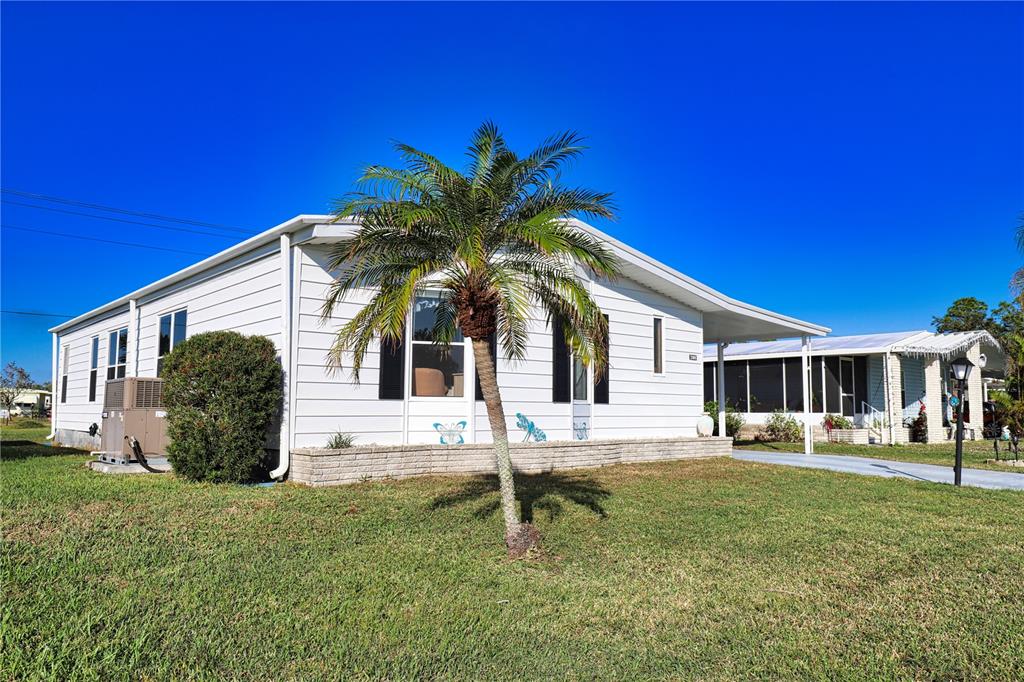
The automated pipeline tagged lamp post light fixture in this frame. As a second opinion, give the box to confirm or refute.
[949,356,974,487]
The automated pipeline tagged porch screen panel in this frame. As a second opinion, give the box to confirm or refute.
[703,363,715,403]
[811,357,824,412]
[854,357,868,412]
[784,358,804,412]
[378,328,405,400]
[824,357,841,413]
[748,359,784,412]
[723,361,747,412]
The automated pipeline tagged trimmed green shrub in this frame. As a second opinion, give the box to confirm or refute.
[759,411,802,442]
[704,400,746,437]
[162,331,282,483]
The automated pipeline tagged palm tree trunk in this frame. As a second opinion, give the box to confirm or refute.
[471,336,538,556]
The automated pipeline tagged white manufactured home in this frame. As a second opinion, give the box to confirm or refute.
[49,215,828,478]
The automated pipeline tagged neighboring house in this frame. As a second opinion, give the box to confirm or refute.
[2,389,51,417]
[702,330,1005,443]
[48,215,828,474]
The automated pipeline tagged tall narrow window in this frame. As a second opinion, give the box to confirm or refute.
[653,318,664,374]
[410,293,465,397]
[88,336,99,402]
[107,327,128,380]
[60,344,69,403]
[573,356,588,401]
[157,309,187,375]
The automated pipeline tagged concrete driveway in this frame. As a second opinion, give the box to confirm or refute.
[732,451,1024,491]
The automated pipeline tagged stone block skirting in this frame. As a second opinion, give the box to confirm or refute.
[826,428,871,445]
[290,436,734,487]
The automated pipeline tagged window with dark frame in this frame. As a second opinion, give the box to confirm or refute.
[410,293,465,398]
[157,309,187,375]
[107,327,128,380]
[88,336,99,402]
[573,356,588,401]
[60,344,69,404]
[653,318,664,374]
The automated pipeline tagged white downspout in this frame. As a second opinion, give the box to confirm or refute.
[46,332,57,440]
[128,298,139,377]
[270,233,293,480]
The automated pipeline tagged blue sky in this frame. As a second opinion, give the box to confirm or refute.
[2,1,1022,381]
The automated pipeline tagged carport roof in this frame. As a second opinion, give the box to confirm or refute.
[704,330,1004,369]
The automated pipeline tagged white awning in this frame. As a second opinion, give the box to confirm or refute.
[893,330,1002,360]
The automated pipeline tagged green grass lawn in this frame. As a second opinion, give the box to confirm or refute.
[735,438,1022,472]
[1,418,51,445]
[2,441,1022,680]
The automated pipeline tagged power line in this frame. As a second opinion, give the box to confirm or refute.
[1,310,74,318]
[0,188,255,234]
[1,199,242,240]
[1,223,208,256]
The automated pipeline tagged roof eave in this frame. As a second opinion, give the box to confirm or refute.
[49,214,330,334]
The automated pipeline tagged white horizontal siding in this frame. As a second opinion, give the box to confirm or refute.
[592,277,702,439]
[294,246,705,447]
[136,253,283,377]
[293,245,404,447]
[54,309,130,433]
[901,356,925,419]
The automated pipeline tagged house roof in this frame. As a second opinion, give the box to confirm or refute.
[51,215,829,342]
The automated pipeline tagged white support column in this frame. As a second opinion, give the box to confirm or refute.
[717,342,727,439]
[801,335,811,454]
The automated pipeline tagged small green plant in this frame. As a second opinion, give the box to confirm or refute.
[326,432,356,449]
[759,411,802,442]
[822,413,853,431]
[704,400,746,437]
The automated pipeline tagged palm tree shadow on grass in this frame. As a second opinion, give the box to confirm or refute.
[430,471,610,523]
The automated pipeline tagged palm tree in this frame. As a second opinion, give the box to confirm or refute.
[321,122,619,556]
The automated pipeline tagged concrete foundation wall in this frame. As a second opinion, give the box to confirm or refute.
[290,436,733,487]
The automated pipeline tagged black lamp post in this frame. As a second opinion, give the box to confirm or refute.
[949,356,974,487]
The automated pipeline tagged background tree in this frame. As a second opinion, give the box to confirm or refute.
[931,297,994,334]
[933,296,1024,399]
[0,362,33,423]
[322,122,619,557]
[1011,214,1023,300]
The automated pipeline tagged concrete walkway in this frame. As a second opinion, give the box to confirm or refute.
[732,451,1024,491]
